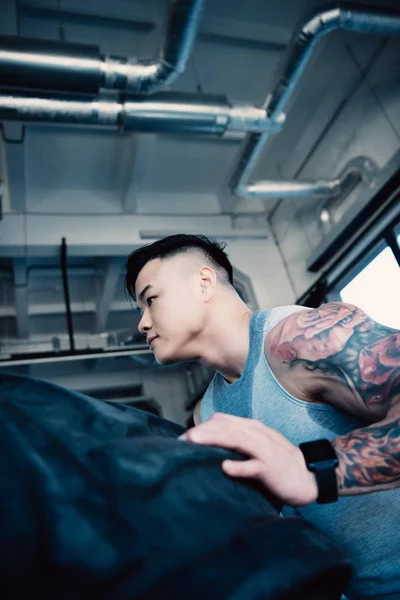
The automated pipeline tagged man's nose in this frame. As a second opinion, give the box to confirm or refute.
[138,310,152,336]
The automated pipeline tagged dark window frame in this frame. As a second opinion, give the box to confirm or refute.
[297,215,400,307]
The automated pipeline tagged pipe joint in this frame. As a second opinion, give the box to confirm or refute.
[302,9,343,39]
[226,106,285,133]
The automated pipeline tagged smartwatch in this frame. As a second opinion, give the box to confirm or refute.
[299,439,339,504]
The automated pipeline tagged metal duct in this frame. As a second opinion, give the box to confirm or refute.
[0,4,398,194]
[231,6,400,201]
[0,0,204,95]
[104,0,205,93]
[0,37,102,95]
[122,93,275,134]
[0,91,278,135]
[0,93,121,127]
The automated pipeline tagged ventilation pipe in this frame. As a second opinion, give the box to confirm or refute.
[230,6,400,200]
[0,5,399,197]
[0,91,280,135]
[0,0,205,94]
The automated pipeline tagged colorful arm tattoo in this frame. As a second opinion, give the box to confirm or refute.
[332,417,400,492]
[269,302,400,491]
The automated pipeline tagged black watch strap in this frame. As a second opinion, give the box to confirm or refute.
[313,460,339,504]
[299,440,339,504]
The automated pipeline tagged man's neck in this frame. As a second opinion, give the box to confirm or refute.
[197,306,253,383]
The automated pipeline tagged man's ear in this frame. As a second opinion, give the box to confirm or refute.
[199,266,217,301]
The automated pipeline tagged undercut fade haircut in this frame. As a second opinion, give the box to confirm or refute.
[125,234,234,301]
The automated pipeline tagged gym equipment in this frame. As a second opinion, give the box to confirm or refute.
[0,373,352,599]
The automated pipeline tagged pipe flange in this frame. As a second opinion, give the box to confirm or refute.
[339,155,379,189]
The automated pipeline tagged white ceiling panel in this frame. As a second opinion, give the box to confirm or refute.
[25,127,133,213]
[136,136,241,213]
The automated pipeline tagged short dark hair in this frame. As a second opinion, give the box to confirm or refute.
[125,234,233,301]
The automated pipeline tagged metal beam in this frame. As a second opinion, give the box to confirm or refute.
[0,213,268,257]
[60,237,75,351]
[0,300,132,318]
[0,346,152,368]
[2,122,26,212]
[12,259,29,339]
[95,258,123,333]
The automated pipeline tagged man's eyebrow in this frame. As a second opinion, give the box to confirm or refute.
[137,284,152,305]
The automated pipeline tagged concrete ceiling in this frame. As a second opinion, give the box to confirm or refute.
[0,0,399,363]
[2,0,399,218]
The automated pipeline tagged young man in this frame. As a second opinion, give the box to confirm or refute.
[126,234,400,600]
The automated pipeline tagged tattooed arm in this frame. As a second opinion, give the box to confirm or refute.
[332,415,400,495]
[266,302,400,495]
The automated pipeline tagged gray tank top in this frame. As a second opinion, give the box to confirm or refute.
[200,307,400,600]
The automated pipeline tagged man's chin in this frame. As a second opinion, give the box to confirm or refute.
[154,352,177,366]
[154,351,190,367]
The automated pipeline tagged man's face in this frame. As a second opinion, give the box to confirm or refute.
[135,257,206,365]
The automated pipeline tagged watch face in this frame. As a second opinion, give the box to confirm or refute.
[301,440,338,464]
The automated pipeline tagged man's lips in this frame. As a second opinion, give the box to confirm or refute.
[147,336,158,348]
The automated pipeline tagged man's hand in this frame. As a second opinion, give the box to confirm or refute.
[179,412,318,507]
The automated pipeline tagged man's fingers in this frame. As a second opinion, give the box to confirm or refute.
[222,459,262,479]
[184,427,246,453]
[184,419,265,457]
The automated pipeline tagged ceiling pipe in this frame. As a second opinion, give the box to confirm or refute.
[0,4,397,196]
[0,0,204,95]
[0,91,280,135]
[230,5,400,201]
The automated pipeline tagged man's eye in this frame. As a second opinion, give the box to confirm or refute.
[147,296,156,306]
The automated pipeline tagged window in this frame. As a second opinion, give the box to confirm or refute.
[340,243,400,329]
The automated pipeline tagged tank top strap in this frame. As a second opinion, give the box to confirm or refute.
[249,309,270,348]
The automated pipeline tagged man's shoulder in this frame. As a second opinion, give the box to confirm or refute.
[263,305,315,402]
[263,305,310,333]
